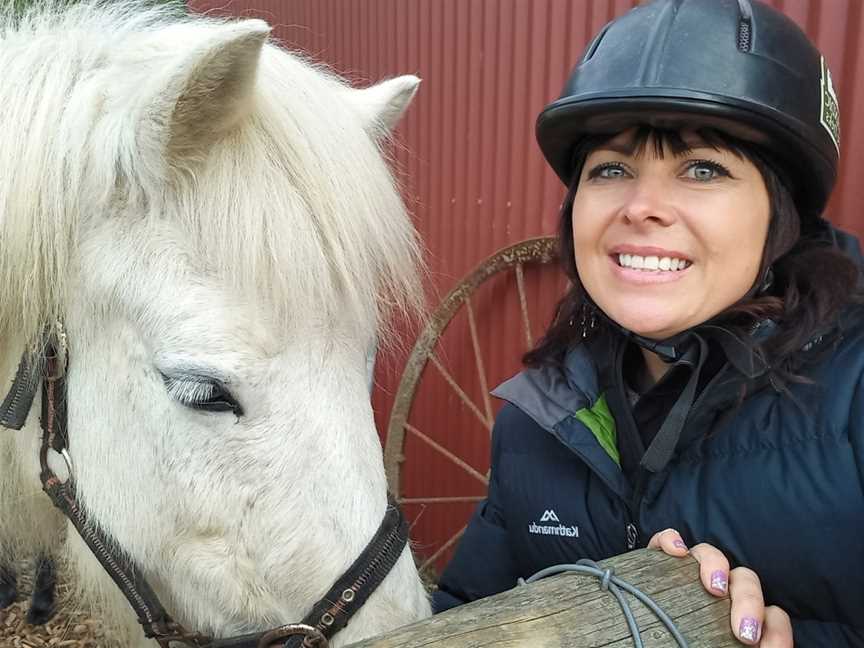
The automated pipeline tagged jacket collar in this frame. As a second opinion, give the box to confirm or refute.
[491,308,856,498]
[492,345,633,499]
[491,344,599,434]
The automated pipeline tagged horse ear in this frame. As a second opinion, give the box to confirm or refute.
[144,20,270,161]
[349,75,420,139]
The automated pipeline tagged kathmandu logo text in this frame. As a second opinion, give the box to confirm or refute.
[528,509,578,538]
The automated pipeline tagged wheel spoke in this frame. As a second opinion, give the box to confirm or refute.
[385,237,561,555]
[465,297,494,429]
[405,423,489,486]
[515,262,533,349]
[430,355,493,433]
[420,526,466,572]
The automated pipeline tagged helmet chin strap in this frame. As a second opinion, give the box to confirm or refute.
[591,302,692,364]
[593,306,769,474]
[614,328,685,365]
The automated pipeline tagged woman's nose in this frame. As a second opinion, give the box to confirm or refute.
[620,175,677,226]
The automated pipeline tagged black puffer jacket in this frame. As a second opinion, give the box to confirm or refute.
[434,235,864,647]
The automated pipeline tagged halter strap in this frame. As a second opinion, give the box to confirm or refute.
[37,347,188,643]
[4,342,409,648]
[0,352,41,430]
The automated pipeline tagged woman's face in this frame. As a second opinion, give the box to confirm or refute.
[572,129,771,340]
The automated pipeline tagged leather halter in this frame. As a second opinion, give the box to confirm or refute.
[1,338,410,648]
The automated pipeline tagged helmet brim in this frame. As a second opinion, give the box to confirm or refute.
[536,92,837,219]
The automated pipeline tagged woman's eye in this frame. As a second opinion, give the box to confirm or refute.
[588,163,630,180]
[160,373,244,417]
[683,160,730,181]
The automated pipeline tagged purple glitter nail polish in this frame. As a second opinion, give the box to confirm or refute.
[739,617,760,642]
[710,570,728,593]
[673,539,687,550]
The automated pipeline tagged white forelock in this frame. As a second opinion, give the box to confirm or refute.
[0,0,424,351]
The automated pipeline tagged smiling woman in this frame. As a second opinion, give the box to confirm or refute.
[432,1,864,646]
[572,128,772,342]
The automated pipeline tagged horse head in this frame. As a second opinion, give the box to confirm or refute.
[0,4,429,645]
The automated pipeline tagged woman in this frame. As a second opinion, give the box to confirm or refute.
[433,1,864,646]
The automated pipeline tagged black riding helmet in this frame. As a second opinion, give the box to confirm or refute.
[536,0,844,475]
[536,0,840,227]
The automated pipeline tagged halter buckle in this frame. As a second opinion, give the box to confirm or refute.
[139,619,206,647]
[257,623,328,648]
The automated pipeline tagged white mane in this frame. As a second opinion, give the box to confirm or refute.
[0,1,423,350]
[0,3,430,644]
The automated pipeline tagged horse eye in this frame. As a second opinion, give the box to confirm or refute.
[191,385,244,416]
[160,373,245,417]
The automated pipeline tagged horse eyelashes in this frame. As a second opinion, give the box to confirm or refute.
[160,372,244,417]
[161,374,212,403]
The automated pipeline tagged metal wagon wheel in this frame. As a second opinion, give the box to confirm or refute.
[384,235,562,574]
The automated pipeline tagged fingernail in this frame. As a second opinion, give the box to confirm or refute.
[673,539,688,550]
[739,617,760,642]
[709,570,728,594]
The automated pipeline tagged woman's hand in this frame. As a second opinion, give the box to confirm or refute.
[648,529,792,647]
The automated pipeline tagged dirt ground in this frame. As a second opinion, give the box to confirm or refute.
[0,561,111,648]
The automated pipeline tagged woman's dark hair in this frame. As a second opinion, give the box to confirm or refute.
[524,126,863,380]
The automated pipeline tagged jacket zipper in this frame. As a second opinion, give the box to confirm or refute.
[625,469,648,550]
[620,352,735,552]
[552,425,643,551]
[626,523,639,550]
[612,337,646,553]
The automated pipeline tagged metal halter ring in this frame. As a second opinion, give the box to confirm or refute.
[46,447,74,484]
[45,321,69,381]
[257,624,329,648]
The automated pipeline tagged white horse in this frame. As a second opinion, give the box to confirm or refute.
[0,2,430,645]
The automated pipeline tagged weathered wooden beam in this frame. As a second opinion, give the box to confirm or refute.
[348,549,738,647]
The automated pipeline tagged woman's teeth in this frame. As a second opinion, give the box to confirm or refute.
[617,253,690,271]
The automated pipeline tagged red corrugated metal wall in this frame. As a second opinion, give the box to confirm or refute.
[192,0,864,573]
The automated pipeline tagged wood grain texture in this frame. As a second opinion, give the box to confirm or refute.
[348,549,739,647]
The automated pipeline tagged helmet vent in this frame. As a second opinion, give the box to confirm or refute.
[581,21,612,63]
[737,0,754,52]
[737,20,752,52]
